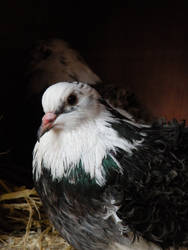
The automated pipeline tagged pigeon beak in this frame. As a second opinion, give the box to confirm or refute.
[38,112,57,140]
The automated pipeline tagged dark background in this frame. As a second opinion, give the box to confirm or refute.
[0,2,188,186]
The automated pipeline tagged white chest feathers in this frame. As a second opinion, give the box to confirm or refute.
[33,112,141,186]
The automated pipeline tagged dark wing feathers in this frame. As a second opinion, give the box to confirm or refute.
[106,107,188,249]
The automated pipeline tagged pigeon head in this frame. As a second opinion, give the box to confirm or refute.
[38,82,102,138]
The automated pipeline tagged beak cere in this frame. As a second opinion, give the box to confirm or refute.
[38,112,57,140]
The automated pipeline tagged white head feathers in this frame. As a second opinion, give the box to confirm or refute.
[42,82,103,131]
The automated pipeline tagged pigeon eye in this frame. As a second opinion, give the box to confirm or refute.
[67,94,77,106]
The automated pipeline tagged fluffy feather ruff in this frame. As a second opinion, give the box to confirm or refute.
[33,106,143,186]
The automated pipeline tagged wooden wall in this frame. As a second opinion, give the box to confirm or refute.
[84,7,188,122]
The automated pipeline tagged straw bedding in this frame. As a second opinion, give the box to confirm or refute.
[0,179,74,250]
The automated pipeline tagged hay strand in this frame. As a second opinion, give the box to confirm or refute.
[0,180,74,249]
[0,188,37,202]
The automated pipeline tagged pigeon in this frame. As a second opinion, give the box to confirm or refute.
[25,38,101,95]
[33,82,188,250]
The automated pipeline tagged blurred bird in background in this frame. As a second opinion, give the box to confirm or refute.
[25,38,152,123]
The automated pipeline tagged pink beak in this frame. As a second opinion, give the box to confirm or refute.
[38,112,57,140]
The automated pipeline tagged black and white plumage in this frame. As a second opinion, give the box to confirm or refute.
[33,82,188,250]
